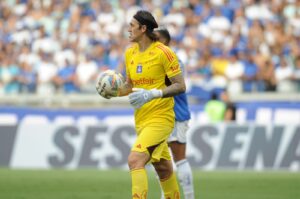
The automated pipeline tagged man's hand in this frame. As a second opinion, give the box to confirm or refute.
[128,88,162,109]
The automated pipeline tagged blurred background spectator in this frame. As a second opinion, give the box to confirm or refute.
[204,92,226,122]
[204,89,236,122]
[0,0,299,102]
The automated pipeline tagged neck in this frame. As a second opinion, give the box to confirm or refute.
[138,36,153,52]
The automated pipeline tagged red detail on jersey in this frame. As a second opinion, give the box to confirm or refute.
[157,45,174,62]
[136,144,142,149]
[170,64,179,72]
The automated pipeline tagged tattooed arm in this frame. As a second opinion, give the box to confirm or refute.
[162,73,186,98]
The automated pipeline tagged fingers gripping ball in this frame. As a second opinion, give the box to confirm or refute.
[96,70,124,99]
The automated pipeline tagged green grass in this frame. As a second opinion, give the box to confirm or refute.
[0,169,299,199]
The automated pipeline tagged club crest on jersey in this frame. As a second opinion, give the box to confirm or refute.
[136,64,142,73]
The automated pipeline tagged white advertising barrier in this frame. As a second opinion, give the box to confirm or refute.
[1,114,299,171]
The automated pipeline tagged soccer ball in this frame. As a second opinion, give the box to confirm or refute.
[96,70,125,99]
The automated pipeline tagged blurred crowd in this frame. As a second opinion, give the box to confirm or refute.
[0,0,300,100]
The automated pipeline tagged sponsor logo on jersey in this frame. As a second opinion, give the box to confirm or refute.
[132,78,154,85]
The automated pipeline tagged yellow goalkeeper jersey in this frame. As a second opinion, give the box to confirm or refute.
[125,41,181,128]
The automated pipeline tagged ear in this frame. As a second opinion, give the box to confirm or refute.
[141,25,147,33]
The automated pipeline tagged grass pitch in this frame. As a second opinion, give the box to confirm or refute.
[0,169,299,199]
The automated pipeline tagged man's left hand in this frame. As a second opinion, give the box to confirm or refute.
[128,88,162,109]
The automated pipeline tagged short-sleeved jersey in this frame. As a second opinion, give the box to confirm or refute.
[125,41,181,128]
[174,59,191,121]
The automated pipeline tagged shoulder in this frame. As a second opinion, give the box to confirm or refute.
[125,43,138,55]
[154,42,175,61]
[154,42,173,53]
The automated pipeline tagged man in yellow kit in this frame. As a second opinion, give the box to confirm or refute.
[96,10,186,199]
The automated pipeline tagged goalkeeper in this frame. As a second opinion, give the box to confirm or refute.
[154,27,195,199]
[97,10,185,199]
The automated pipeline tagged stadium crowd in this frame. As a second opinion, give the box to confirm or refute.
[0,0,299,100]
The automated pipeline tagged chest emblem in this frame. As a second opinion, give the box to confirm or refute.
[136,64,142,73]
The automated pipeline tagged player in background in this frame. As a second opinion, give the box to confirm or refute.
[97,10,185,199]
[154,27,195,199]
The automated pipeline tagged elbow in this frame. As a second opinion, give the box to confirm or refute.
[180,82,186,93]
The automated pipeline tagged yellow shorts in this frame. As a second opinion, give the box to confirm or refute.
[132,124,173,163]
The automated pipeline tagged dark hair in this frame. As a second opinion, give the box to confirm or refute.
[154,26,171,45]
[133,10,158,41]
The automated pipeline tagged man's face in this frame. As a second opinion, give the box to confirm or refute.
[128,18,145,42]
